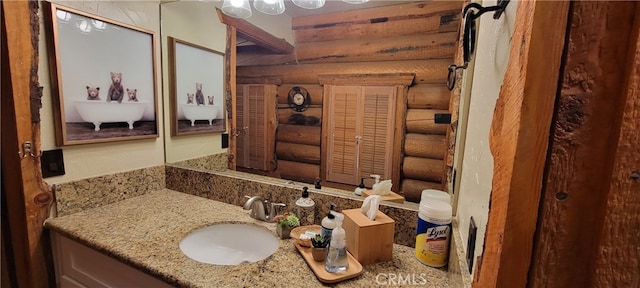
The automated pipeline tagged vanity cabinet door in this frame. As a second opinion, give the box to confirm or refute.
[236,84,277,171]
[325,85,395,185]
[51,232,173,288]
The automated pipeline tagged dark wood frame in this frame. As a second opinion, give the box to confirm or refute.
[167,36,226,136]
[43,2,159,146]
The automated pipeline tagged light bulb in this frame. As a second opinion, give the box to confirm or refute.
[342,0,370,3]
[254,0,285,15]
[292,0,325,9]
[56,10,72,21]
[222,0,252,18]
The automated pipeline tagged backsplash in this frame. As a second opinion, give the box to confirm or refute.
[52,165,165,217]
[165,163,422,247]
[170,153,228,171]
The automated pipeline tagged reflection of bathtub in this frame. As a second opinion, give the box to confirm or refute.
[181,104,219,126]
[73,100,147,131]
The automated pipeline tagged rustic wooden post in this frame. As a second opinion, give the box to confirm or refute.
[1,1,54,286]
[476,0,570,286]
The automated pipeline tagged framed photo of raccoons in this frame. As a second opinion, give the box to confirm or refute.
[43,2,159,145]
[167,36,226,136]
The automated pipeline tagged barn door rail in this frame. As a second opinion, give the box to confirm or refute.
[447,0,510,91]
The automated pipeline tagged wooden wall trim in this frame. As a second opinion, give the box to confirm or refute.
[1,1,53,286]
[317,73,415,86]
[477,1,570,287]
[237,59,448,84]
[226,26,237,169]
[216,8,293,54]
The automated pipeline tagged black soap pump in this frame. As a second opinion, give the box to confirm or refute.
[354,177,366,196]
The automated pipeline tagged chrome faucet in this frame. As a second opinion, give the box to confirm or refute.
[243,196,285,222]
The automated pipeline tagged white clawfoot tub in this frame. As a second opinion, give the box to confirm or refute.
[180,104,219,126]
[73,100,147,131]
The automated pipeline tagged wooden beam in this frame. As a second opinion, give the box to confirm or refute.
[216,8,293,54]
[239,32,457,66]
[293,12,460,44]
[593,7,640,285]
[405,109,449,135]
[402,156,444,183]
[404,133,446,159]
[276,124,321,146]
[236,76,283,85]
[277,160,320,183]
[275,142,321,165]
[530,2,640,287]
[407,84,450,110]
[292,1,462,32]
[226,26,237,169]
[317,73,415,86]
[237,59,450,84]
[477,1,570,287]
[1,1,53,287]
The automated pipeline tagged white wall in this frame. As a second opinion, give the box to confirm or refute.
[453,0,518,274]
[39,0,165,184]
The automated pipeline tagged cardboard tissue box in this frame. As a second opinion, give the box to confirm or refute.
[342,208,395,265]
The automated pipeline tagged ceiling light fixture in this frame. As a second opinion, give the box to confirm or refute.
[222,0,252,19]
[253,0,285,15]
[291,0,325,9]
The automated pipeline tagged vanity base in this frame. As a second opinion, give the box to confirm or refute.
[50,232,172,288]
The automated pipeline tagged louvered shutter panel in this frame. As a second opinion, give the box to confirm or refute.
[360,86,395,179]
[326,86,360,184]
[325,85,395,185]
[237,86,247,167]
[236,85,275,171]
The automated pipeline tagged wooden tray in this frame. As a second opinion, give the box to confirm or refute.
[293,242,363,284]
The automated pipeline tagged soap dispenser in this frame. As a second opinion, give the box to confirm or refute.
[320,203,337,242]
[295,187,315,226]
[354,177,366,196]
[325,212,349,272]
[370,174,381,191]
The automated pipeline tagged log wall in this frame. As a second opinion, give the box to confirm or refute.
[237,1,461,201]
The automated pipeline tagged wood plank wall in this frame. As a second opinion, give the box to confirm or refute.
[236,1,462,202]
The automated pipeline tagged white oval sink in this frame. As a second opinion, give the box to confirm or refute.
[179,223,279,265]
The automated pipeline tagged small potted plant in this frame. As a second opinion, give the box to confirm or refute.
[274,212,300,239]
[310,233,329,261]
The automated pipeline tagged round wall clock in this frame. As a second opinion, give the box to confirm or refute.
[287,86,311,112]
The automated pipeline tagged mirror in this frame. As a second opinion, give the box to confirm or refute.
[160,1,454,209]
[160,1,228,165]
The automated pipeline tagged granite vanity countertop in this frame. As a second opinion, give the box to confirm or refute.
[45,189,463,287]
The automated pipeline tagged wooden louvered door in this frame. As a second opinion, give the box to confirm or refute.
[236,84,276,171]
[325,85,396,185]
[360,86,395,180]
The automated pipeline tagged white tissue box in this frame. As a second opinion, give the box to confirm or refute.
[343,208,395,265]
